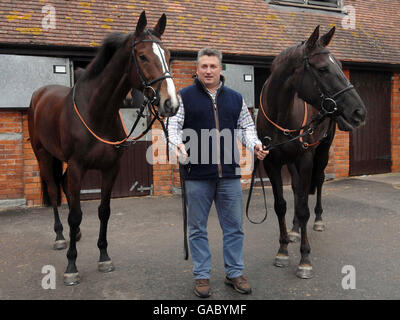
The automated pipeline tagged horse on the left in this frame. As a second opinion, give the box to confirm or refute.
[27,11,179,285]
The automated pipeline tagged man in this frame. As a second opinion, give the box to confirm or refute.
[167,48,268,298]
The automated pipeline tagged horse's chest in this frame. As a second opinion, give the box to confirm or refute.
[83,143,122,169]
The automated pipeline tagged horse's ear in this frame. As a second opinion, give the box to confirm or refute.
[318,26,335,47]
[154,14,167,37]
[136,10,147,35]
[305,25,320,53]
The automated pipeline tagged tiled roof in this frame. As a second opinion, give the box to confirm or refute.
[0,0,399,64]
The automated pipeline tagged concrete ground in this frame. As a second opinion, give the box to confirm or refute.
[0,173,399,300]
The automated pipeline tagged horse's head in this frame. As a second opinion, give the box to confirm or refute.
[295,26,366,131]
[129,11,179,117]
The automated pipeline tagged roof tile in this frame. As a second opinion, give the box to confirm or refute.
[0,0,398,64]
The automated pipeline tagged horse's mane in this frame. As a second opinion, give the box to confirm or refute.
[270,43,304,74]
[83,32,131,80]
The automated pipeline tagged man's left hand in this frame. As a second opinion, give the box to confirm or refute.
[254,144,269,161]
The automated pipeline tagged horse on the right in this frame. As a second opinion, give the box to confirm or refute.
[257,26,367,279]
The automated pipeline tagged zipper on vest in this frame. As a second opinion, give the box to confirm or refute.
[198,79,223,178]
[210,95,222,178]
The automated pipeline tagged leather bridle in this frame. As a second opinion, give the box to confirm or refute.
[72,30,175,147]
[301,50,354,118]
[131,30,173,106]
[259,48,356,150]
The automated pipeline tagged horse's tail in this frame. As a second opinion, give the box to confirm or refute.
[28,88,64,207]
[40,158,63,207]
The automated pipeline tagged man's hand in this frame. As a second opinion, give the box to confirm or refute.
[254,144,269,161]
[175,143,188,163]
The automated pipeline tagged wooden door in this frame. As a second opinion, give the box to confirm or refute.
[349,70,392,176]
[80,94,153,200]
[80,142,153,200]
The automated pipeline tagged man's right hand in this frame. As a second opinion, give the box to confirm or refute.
[175,143,188,163]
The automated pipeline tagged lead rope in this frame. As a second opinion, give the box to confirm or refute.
[179,161,189,260]
[245,137,271,224]
[245,157,268,224]
[163,116,189,260]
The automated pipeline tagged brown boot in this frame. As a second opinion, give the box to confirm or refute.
[194,279,211,298]
[224,275,252,294]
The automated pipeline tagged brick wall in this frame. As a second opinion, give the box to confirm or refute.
[0,111,41,207]
[328,130,350,178]
[22,112,42,206]
[325,69,351,178]
[151,119,173,196]
[0,111,24,201]
[391,72,400,172]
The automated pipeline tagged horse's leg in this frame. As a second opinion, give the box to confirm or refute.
[97,165,119,273]
[36,149,66,250]
[287,163,301,243]
[61,168,82,241]
[63,161,85,286]
[312,146,330,232]
[293,154,314,279]
[313,170,325,232]
[264,161,290,268]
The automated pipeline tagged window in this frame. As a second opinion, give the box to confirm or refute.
[269,0,344,12]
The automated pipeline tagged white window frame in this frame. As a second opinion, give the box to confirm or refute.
[269,0,344,12]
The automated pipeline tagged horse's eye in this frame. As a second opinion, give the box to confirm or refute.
[318,67,329,74]
[139,54,148,62]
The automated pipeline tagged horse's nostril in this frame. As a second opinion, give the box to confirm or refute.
[353,108,366,121]
[164,99,172,110]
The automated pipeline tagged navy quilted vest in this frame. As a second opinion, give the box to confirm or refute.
[179,78,242,180]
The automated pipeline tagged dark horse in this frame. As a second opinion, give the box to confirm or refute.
[256,26,367,278]
[28,11,179,285]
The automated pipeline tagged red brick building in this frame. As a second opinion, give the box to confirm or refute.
[0,0,399,207]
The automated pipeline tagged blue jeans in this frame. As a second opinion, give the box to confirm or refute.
[185,178,244,279]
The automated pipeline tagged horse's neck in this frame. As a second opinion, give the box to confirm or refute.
[82,50,133,130]
[266,71,297,128]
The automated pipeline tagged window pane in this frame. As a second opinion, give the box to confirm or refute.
[270,0,342,9]
[275,0,305,3]
[308,0,339,7]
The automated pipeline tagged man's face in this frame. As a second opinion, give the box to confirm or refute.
[196,55,222,90]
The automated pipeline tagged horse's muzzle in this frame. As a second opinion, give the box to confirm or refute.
[160,98,179,117]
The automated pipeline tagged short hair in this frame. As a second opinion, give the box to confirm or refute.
[196,48,223,65]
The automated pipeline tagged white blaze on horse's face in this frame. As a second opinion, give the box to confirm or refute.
[152,42,179,109]
[328,54,336,65]
[328,54,349,83]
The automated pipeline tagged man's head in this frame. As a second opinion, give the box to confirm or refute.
[196,48,223,92]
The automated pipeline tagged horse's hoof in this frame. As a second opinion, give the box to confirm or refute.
[274,254,289,267]
[296,265,314,279]
[313,221,325,232]
[64,272,80,286]
[98,260,115,273]
[288,231,300,243]
[76,231,82,242]
[53,240,67,250]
